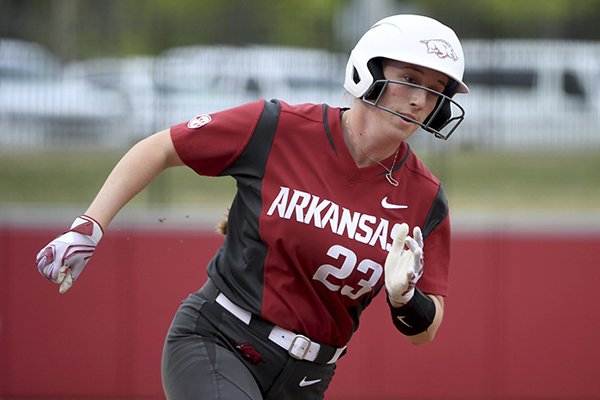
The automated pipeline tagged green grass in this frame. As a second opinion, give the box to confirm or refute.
[424,151,600,212]
[1,150,599,212]
[0,150,236,208]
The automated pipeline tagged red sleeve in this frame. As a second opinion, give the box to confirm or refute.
[170,100,265,176]
[417,213,451,297]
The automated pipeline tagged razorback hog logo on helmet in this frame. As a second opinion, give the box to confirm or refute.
[420,39,458,61]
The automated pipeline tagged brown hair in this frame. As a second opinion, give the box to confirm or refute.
[216,208,229,236]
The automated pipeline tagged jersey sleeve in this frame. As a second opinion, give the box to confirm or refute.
[170,100,266,176]
[417,184,451,297]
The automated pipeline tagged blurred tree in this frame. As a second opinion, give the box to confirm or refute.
[116,0,343,52]
[414,0,600,39]
[2,0,600,60]
[0,0,53,42]
[0,0,345,59]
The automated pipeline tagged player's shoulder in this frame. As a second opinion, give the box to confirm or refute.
[404,147,441,189]
[277,99,338,124]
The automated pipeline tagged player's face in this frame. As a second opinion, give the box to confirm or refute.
[377,60,449,138]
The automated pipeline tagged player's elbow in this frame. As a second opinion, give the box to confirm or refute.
[405,329,437,346]
[405,316,442,345]
[408,294,444,345]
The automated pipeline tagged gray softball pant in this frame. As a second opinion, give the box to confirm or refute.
[161,280,341,400]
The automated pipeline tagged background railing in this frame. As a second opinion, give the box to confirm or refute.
[2,39,599,152]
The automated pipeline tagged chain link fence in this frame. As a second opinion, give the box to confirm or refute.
[2,37,600,153]
[3,0,600,153]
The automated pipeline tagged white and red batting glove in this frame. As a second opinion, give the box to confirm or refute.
[384,223,424,306]
[36,215,103,294]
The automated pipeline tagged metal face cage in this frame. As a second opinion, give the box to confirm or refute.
[361,80,466,140]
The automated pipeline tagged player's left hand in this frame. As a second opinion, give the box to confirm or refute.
[35,215,103,294]
[384,223,424,306]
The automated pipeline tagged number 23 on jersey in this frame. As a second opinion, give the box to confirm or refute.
[313,244,383,300]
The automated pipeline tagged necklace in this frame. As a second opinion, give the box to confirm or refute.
[344,117,400,187]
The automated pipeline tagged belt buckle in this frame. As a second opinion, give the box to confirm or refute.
[288,335,311,360]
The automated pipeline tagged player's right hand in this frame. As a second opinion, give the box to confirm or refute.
[35,215,103,294]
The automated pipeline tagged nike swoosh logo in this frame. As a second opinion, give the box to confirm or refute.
[397,315,413,328]
[299,377,322,387]
[381,196,408,209]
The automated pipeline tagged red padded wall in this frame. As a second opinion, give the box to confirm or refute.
[1,226,599,399]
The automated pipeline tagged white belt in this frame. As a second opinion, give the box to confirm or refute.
[216,292,346,364]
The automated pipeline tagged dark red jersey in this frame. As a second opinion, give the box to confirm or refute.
[171,99,450,347]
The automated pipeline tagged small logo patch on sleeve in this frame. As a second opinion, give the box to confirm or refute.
[187,114,212,129]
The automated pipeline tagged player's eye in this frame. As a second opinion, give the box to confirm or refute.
[402,75,417,84]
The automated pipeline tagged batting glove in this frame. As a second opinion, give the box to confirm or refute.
[384,223,424,306]
[35,215,103,294]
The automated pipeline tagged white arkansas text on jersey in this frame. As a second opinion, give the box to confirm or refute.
[267,186,404,252]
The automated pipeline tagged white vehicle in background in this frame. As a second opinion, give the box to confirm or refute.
[65,55,157,141]
[0,39,130,149]
[152,45,348,128]
[241,45,348,107]
[454,40,600,151]
[152,45,252,128]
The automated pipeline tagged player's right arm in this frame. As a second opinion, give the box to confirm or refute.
[35,129,183,293]
[84,129,184,228]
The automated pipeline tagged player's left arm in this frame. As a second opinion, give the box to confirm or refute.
[400,294,444,345]
[384,223,445,345]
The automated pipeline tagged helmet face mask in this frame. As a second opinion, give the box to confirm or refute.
[344,14,469,140]
[362,79,466,140]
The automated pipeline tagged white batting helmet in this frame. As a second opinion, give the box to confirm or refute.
[344,14,469,139]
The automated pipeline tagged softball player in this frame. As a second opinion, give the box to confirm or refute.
[36,14,469,400]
